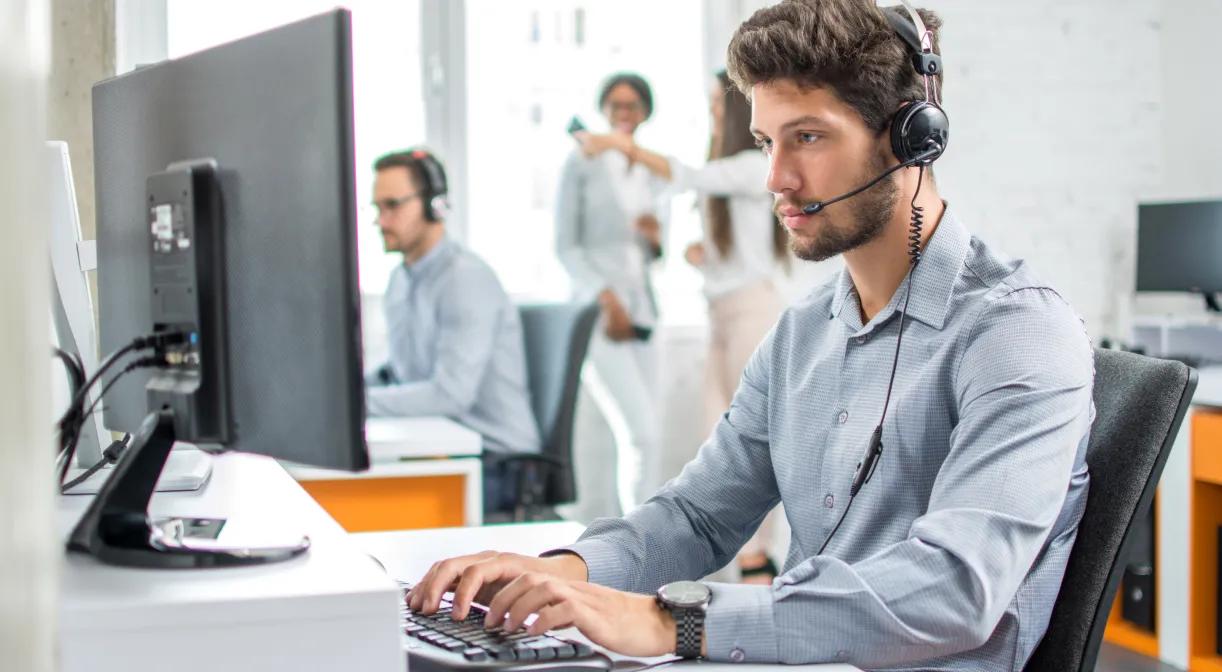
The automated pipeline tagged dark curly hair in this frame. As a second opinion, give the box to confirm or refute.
[726,0,942,134]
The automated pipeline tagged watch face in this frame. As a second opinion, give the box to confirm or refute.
[660,581,711,608]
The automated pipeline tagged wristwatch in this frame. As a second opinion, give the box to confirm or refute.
[656,580,712,658]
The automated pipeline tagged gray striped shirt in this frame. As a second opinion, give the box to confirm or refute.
[562,207,1094,670]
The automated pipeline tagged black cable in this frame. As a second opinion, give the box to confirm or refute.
[818,164,927,556]
[56,334,182,487]
[61,434,131,493]
[52,348,89,472]
[58,355,162,490]
[52,347,86,403]
[79,355,163,424]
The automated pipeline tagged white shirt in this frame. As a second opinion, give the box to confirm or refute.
[668,149,784,300]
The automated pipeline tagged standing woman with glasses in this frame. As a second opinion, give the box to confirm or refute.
[556,73,668,516]
[578,71,790,582]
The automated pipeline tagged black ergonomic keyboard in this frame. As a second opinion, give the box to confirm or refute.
[398,582,613,672]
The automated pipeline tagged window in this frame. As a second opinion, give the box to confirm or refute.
[463,0,709,325]
[167,1,425,295]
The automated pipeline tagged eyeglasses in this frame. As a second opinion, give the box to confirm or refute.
[605,101,644,114]
[370,193,420,220]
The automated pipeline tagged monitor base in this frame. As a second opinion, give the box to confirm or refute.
[1203,291,1220,313]
[66,408,309,568]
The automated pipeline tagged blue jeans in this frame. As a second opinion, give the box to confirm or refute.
[482,458,523,515]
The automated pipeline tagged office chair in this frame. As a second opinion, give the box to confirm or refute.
[1024,349,1197,672]
[486,302,598,522]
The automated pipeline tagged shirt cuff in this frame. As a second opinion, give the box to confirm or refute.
[544,539,630,590]
[703,582,778,663]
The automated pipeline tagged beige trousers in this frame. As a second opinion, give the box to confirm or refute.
[701,280,785,561]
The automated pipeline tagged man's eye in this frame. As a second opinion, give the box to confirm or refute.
[754,137,773,153]
[798,132,819,144]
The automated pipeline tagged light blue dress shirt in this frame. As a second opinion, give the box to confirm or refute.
[365,237,540,456]
[561,208,1094,670]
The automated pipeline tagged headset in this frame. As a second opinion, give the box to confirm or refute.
[814,1,950,556]
[801,1,948,216]
[406,147,450,223]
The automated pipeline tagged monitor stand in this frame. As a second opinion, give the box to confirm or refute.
[66,408,310,568]
[1203,291,1221,314]
[61,445,213,496]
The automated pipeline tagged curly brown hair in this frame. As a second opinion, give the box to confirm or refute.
[725,0,942,135]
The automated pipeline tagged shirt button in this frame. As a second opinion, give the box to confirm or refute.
[824,494,835,509]
[837,410,849,424]
[836,650,848,661]
[730,648,746,663]
[855,335,868,344]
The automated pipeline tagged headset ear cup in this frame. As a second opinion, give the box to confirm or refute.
[890,101,949,165]
[428,195,450,223]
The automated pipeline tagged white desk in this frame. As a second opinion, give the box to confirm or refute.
[287,416,485,529]
[365,416,483,460]
[354,522,861,672]
[58,453,404,672]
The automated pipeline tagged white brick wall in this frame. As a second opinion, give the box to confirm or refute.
[909,0,1165,338]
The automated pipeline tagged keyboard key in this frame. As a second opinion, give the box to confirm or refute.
[574,643,594,657]
[462,648,489,662]
[489,647,518,661]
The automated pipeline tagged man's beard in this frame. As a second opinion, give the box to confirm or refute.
[781,152,900,262]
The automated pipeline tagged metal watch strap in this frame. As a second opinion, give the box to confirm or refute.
[674,607,705,659]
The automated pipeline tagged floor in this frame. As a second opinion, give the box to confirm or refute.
[1096,643,1184,672]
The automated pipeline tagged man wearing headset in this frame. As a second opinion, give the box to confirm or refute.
[365,149,540,513]
[406,1,1093,668]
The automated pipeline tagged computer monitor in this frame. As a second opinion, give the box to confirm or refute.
[1136,200,1222,312]
[71,9,368,568]
[47,140,107,467]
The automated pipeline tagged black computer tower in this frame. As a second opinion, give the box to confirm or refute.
[1120,502,1157,632]
[1121,564,1156,630]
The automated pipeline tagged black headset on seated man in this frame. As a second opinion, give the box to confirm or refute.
[800,0,950,216]
[404,147,450,223]
[813,0,952,556]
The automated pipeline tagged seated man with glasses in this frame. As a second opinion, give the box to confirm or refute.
[365,149,540,513]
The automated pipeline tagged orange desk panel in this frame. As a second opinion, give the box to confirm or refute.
[300,475,467,532]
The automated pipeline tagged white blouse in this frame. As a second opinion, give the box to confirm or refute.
[667,149,785,299]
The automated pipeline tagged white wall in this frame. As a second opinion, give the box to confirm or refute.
[0,1,56,670]
[1158,0,1222,201]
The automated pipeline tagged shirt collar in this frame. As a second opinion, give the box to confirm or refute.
[403,234,456,281]
[830,204,970,333]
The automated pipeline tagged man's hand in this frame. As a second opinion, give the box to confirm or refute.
[486,573,677,658]
[406,551,588,621]
[598,289,636,342]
